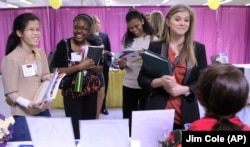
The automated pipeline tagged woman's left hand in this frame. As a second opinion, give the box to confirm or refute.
[35,100,48,110]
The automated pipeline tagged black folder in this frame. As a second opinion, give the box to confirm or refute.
[141,50,172,78]
[87,45,104,65]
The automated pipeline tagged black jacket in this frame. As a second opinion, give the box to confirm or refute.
[137,40,208,124]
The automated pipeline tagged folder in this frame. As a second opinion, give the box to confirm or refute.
[141,50,172,78]
[86,45,104,65]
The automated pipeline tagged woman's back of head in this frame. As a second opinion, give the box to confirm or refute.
[196,64,249,130]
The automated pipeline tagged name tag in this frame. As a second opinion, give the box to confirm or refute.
[71,52,82,62]
[22,64,36,77]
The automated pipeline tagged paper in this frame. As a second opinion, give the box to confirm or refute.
[141,50,172,77]
[33,69,65,103]
[77,119,129,147]
[131,109,175,147]
[114,48,142,65]
[233,64,250,104]
[26,116,75,147]
[220,52,229,63]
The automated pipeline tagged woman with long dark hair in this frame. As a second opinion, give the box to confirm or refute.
[1,13,51,141]
[118,9,158,136]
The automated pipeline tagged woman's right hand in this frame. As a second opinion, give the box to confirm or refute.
[79,57,95,70]
[118,57,127,69]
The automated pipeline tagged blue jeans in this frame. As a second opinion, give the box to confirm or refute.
[11,109,51,141]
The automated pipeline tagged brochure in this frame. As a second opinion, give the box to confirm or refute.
[33,69,65,103]
[114,48,143,64]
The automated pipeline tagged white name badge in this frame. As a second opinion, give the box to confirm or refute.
[22,64,36,77]
[71,52,82,62]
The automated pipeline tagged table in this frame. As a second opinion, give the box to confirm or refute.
[52,69,125,108]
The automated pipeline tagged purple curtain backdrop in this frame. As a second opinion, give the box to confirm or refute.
[0,6,249,72]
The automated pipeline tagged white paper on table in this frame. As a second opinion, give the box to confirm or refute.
[77,119,129,147]
[26,116,75,147]
[233,64,250,104]
[131,109,175,147]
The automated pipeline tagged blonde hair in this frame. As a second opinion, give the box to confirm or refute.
[161,4,197,67]
[150,10,164,37]
[91,15,100,34]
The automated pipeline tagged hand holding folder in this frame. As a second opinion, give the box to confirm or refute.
[85,45,104,65]
[141,50,172,78]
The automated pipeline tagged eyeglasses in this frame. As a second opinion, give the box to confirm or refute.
[23,28,41,33]
[73,26,90,32]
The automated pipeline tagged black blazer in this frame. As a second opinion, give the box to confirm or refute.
[137,40,208,124]
[99,32,112,69]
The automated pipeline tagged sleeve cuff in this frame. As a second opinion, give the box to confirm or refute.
[16,97,31,108]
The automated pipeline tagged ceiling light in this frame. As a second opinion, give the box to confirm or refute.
[20,0,32,5]
[7,3,18,8]
[161,0,169,4]
[220,0,232,5]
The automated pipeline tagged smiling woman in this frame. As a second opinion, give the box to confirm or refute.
[51,13,104,140]
[138,4,208,130]
[1,13,52,141]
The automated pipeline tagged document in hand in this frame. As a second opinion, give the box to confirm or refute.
[33,69,65,103]
[86,45,104,65]
[114,48,142,64]
[141,50,172,78]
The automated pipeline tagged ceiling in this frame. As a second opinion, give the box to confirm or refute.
[0,0,250,8]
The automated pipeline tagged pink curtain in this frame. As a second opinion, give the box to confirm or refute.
[0,6,249,70]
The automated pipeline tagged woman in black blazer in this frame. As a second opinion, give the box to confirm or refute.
[137,4,208,130]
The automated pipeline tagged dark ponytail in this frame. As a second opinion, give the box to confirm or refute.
[212,116,244,131]
[5,32,20,55]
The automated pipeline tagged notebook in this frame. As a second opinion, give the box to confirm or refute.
[141,50,172,78]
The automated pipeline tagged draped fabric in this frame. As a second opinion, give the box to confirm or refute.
[0,6,249,74]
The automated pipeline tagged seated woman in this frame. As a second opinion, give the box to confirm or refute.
[188,64,250,131]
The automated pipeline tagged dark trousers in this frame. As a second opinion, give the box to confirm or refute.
[101,67,109,110]
[63,93,97,139]
[11,109,51,141]
[122,86,149,136]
